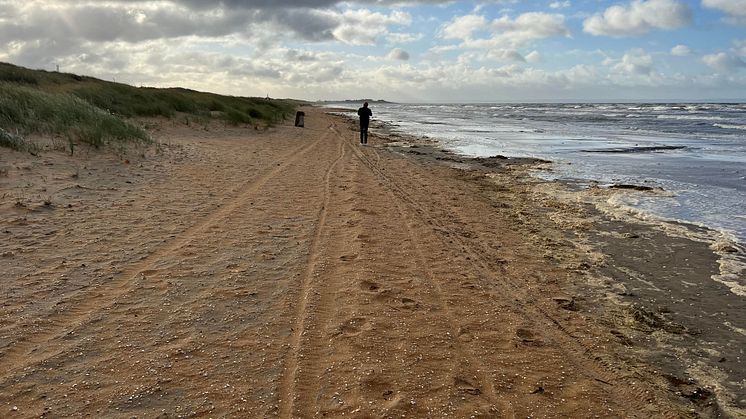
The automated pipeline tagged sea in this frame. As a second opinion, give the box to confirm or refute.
[332,102,746,246]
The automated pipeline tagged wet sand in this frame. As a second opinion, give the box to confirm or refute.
[0,106,743,417]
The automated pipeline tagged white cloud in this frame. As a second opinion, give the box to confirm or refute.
[606,48,655,75]
[332,9,411,45]
[583,0,692,37]
[526,50,542,63]
[703,52,746,72]
[549,1,571,9]
[437,12,569,63]
[490,12,570,47]
[702,0,746,25]
[386,32,423,44]
[442,14,487,40]
[671,44,691,56]
[387,48,410,60]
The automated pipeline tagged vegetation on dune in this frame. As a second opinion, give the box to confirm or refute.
[0,62,300,151]
[72,84,296,125]
[0,82,149,151]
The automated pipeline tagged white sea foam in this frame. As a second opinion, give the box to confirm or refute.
[657,114,726,121]
[714,123,746,130]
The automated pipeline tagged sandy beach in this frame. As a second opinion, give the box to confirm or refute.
[0,106,743,418]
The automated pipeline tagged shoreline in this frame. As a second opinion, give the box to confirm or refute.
[330,108,746,416]
[325,103,746,248]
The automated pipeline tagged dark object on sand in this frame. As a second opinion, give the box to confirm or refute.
[609,184,655,191]
[294,111,305,127]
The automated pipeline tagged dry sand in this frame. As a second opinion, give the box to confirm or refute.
[0,107,742,418]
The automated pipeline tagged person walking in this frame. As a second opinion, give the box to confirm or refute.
[357,102,372,145]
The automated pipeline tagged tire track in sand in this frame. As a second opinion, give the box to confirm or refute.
[351,142,683,418]
[338,130,501,412]
[278,123,347,419]
[0,137,324,381]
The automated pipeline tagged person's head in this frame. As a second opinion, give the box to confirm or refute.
[363,101,369,108]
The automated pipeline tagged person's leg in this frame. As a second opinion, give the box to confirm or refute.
[362,123,369,144]
[360,123,365,143]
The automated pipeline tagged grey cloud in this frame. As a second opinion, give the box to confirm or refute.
[1,37,82,69]
[0,5,249,44]
[87,0,451,9]
[257,9,338,41]
[0,2,17,19]
[285,49,319,62]
[703,52,746,72]
[176,0,341,9]
[0,1,425,56]
[387,48,410,60]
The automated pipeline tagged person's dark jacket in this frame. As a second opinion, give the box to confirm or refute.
[358,106,372,125]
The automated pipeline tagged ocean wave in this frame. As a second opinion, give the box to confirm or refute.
[583,145,687,153]
[657,114,726,121]
[714,123,746,130]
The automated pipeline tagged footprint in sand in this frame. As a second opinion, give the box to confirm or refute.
[138,269,159,278]
[515,327,542,345]
[400,297,420,310]
[336,317,372,337]
[361,375,401,409]
[359,279,380,292]
[454,377,482,395]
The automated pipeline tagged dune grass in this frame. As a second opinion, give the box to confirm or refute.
[0,62,299,151]
[0,82,149,151]
[0,62,297,122]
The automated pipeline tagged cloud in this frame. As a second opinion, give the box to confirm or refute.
[736,39,746,56]
[332,9,411,45]
[703,52,746,72]
[583,0,692,37]
[490,12,570,47]
[702,0,746,25]
[387,48,410,60]
[549,1,571,9]
[0,2,411,47]
[285,49,318,62]
[671,44,691,56]
[605,48,655,75]
[442,12,569,47]
[442,14,487,40]
[525,50,542,63]
[385,32,423,43]
[0,2,345,47]
[436,12,569,65]
[487,49,525,62]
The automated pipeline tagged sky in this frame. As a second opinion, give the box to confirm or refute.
[1,0,745,102]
